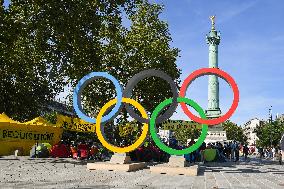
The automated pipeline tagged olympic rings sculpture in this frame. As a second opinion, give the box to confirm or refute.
[73,68,239,155]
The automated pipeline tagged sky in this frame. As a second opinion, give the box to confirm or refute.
[149,0,284,125]
[3,0,284,126]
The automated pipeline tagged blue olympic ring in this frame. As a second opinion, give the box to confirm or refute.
[73,72,123,124]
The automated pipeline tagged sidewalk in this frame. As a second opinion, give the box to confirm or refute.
[0,156,283,188]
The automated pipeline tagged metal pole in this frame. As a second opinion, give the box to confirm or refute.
[269,106,273,147]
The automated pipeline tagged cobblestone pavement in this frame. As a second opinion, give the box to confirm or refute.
[0,156,283,189]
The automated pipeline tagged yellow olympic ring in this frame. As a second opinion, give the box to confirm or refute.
[95,97,148,153]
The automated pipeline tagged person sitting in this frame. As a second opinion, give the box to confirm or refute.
[77,142,89,160]
[89,145,99,160]
[70,144,78,159]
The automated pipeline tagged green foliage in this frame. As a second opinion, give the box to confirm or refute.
[43,111,57,124]
[223,120,248,144]
[1,0,180,125]
[254,120,284,147]
[0,0,54,121]
[173,127,201,145]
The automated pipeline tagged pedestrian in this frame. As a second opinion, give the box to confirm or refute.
[225,142,231,158]
[217,143,226,162]
[243,144,249,160]
[199,142,206,163]
[235,142,239,162]
[188,138,196,163]
[272,147,276,160]
[269,147,273,159]
[279,150,282,165]
[258,147,264,158]
[230,141,236,161]
[280,134,284,164]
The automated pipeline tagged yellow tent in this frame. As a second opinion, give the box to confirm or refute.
[24,116,54,126]
[0,113,63,156]
[0,113,20,124]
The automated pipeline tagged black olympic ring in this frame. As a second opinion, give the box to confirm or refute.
[123,69,179,124]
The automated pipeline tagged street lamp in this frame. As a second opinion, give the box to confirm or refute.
[269,106,273,147]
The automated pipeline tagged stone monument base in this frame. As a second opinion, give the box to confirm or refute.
[87,153,146,172]
[204,122,227,143]
[150,156,199,176]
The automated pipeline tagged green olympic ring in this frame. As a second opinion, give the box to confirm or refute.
[150,97,208,155]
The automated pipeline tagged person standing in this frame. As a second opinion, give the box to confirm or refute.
[280,134,284,164]
[279,150,282,165]
[217,143,226,162]
[258,147,264,158]
[235,142,239,162]
[199,142,206,163]
[272,147,276,160]
[243,144,249,160]
[188,138,196,163]
[230,141,236,161]
[225,142,231,159]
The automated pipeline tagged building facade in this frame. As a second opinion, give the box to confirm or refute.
[243,118,264,146]
[276,114,284,122]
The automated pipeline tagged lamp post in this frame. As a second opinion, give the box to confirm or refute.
[269,106,273,147]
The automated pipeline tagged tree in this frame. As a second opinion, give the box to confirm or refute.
[64,1,181,120]
[1,0,180,125]
[0,0,64,121]
[174,127,201,145]
[43,111,57,124]
[223,120,248,144]
[254,120,284,148]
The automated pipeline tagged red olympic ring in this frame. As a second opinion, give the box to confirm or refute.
[179,68,239,126]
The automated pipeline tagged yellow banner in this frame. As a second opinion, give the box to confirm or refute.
[0,125,59,142]
[118,123,137,137]
[161,120,202,130]
[56,114,95,132]
[0,122,62,155]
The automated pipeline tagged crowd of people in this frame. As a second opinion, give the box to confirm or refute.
[172,139,247,162]
[182,140,283,164]
[47,140,112,160]
[163,138,282,163]
[35,136,282,165]
[179,140,247,163]
[257,146,282,162]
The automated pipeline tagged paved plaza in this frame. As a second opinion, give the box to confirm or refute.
[0,157,284,189]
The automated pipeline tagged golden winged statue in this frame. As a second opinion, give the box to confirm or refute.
[209,15,216,30]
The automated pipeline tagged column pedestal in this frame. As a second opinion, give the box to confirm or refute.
[150,156,199,176]
[87,153,146,172]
